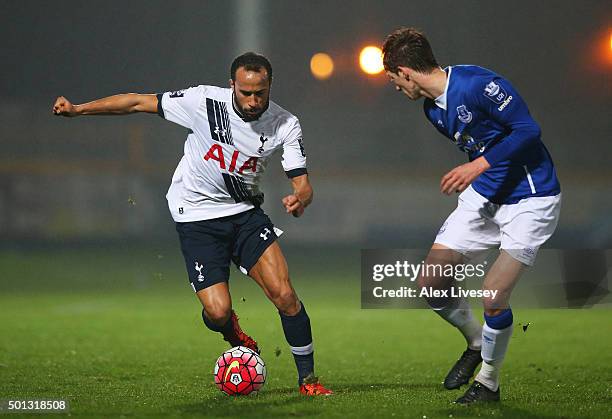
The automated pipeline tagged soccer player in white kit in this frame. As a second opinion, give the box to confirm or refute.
[382,28,561,403]
[53,52,332,396]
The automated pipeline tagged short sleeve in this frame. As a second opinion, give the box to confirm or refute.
[156,86,204,129]
[281,118,307,177]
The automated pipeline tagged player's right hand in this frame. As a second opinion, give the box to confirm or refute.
[52,96,78,117]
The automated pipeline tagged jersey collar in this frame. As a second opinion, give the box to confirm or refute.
[231,92,269,122]
[434,66,452,110]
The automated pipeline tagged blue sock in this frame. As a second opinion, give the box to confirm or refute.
[279,302,314,385]
[484,308,513,330]
[477,308,514,391]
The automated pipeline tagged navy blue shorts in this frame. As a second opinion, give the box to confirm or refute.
[175,208,280,292]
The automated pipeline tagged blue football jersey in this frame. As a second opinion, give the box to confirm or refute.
[423,65,560,204]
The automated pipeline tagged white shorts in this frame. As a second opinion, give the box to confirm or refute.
[434,186,561,266]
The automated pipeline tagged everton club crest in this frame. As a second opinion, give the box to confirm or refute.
[456,105,472,124]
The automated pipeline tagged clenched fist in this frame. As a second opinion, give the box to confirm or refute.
[52,96,78,117]
[282,194,305,217]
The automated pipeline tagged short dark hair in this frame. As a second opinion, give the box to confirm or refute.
[382,27,439,74]
[230,52,273,82]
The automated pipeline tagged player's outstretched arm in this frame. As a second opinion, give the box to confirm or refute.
[282,174,312,218]
[52,94,158,117]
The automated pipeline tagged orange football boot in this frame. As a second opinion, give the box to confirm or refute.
[299,374,333,396]
[222,310,260,354]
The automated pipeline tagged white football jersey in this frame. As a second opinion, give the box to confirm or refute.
[157,85,307,222]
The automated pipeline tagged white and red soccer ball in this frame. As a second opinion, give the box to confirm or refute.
[214,346,266,395]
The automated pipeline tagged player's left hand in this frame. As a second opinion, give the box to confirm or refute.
[282,194,305,217]
[440,157,491,195]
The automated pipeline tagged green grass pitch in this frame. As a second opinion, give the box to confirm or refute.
[0,246,610,418]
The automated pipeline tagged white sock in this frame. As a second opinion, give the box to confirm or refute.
[433,297,482,350]
[475,323,513,391]
[476,361,499,391]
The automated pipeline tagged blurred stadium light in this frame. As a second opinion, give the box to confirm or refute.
[359,46,384,75]
[310,53,334,80]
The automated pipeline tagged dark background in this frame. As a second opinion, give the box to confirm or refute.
[1,0,610,248]
[0,5,610,416]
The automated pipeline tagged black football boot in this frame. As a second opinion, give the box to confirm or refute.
[444,347,482,390]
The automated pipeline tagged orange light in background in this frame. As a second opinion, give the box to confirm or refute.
[603,30,612,66]
[359,46,384,75]
[310,53,334,80]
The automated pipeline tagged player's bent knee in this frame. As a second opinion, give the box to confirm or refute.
[273,288,299,315]
[203,304,232,326]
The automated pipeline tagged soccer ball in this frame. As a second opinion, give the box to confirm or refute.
[214,346,266,395]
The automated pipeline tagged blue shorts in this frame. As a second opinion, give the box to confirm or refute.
[175,208,280,292]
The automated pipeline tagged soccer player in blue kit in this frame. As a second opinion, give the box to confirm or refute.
[382,28,561,403]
